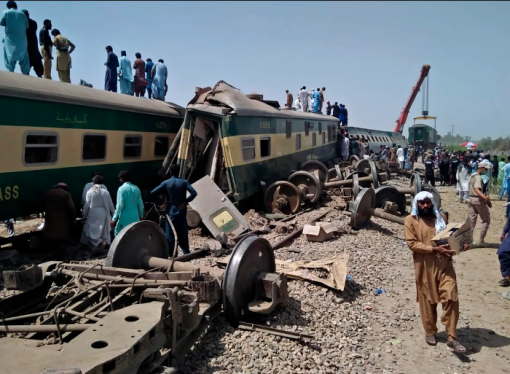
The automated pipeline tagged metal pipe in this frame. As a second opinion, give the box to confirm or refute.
[0,324,89,333]
[324,176,373,189]
[59,268,189,286]
[0,311,52,323]
[372,208,405,225]
[64,308,101,322]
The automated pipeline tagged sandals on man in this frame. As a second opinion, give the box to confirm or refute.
[499,278,510,287]
[447,339,467,353]
[425,335,437,346]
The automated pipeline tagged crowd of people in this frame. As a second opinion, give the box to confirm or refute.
[1,1,168,99]
[284,87,349,125]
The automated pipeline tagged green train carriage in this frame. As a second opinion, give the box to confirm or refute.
[408,124,437,150]
[0,71,184,222]
[175,81,409,212]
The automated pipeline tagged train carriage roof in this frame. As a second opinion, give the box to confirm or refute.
[187,80,340,122]
[0,71,184,117]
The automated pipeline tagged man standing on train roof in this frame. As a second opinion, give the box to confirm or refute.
[20,10,43,77]
[104,45,119,92]
[111,170,144,237]
[39,19,52,79]
[1,1,29,75]
[118,50,133,95]
[41,182,76,261]
[51,29,75,83]
[404,191,468,353]
[285,89,293,109]
[326,101,332,115]
[133,52,149,97]
[338,103,345,125]
[332,101,340,119]
[82,171,107,206]
[343,104,349,126]
[319,87,326,114]
[298,86,309,112]
[145,57,154,98]
[150,164,197,256]
[151,58,168,101]
[313,88,320,113]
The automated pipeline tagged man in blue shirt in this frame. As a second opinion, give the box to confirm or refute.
[151,164,197,255]
[145,57,154,98]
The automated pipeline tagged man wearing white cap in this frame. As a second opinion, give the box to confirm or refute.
[468,163,492,245]
[404,191,467,352]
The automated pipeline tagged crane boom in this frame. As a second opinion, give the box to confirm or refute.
[393,64,431,133]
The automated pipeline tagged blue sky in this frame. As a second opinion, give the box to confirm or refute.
[2,1,509,139]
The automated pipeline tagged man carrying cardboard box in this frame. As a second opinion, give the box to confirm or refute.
[468,163,492,245]
[404,191,467,353]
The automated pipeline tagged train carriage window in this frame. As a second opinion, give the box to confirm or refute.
[305,122,310,136]
[154,136,169,157]
[241,138,256,161]
[23,132,59,165]
[318,122,322,134]
[124,135,142,159]
[82,134,107,162]
[312,133,317,146]
[322,132,326,144]
[260,137,271,158]
[286,121,292,138]
[296,134,301,150]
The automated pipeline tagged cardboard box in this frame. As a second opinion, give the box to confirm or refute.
[302,222,337,242]
[431,220,473,255]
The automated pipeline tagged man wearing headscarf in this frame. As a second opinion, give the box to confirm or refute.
[133,52,149,97]
[104,45,119,92]
[298,86,309,113]
[118,50,133,95]
[285,89,293,109]
[468,163,492,245]
[145,58,154,98]
[151,59,168,101]
[1,1,29,74]
[51,29,75,83]
[404,191,467,352]
[20,10,43,77]
[312,88,320,113]
[480,156,493,195]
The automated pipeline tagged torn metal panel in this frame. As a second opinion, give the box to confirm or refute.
[275,255,348,291]
[187,175,250,237]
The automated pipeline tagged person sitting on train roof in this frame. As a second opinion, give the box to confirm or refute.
[104,45,119,92]
[51,28,75,83]
[81,175,115,251]
[42,182,76,261]
[118,50,134,95]
[82,171,107,206]
[152,59,168,101]
[1,1,30,75]
[111,170,144,237]
[150,164,197,256]
[20,9,43,78]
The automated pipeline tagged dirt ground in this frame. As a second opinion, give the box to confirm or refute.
[385,182,510,374]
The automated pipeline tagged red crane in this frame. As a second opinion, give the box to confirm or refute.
[393,64,431,133]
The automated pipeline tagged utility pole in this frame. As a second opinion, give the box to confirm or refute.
[450,125,456,148]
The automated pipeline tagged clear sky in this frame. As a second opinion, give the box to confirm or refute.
[2,1,509,139]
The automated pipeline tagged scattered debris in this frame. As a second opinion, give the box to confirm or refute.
[302,222,337,242]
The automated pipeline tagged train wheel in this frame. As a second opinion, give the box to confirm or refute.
[300,160,330,184]
[288,171,322,203]
[264,181,302,215]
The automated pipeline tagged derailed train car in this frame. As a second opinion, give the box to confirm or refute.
[166,81,408,208]
[0,71,184,222]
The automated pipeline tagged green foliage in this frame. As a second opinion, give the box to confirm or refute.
[439,132,510,152]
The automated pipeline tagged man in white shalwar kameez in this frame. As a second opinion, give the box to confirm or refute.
[82,171,107,206]
[298,86,309,112]
[81,175,115,248]
[456,158,471,203]
[342,135,350,161]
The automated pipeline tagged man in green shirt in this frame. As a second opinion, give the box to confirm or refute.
[468,163,492,245]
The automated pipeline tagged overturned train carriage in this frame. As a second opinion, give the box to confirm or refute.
[0,71,184,221]
[167,81,408,206]
[174,81,339,202]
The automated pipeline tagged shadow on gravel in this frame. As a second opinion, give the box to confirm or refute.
[436,327,510,360]
[364,221,396,236]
